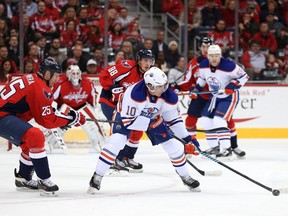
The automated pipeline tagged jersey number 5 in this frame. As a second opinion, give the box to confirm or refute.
[0,79,25,100]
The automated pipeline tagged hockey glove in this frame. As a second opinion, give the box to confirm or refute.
[189,84,202,99]
[225,80,240,95]
[111,86,124,102]
[183,135,200,156]
[149,115,168,138]
[65,110,86,129]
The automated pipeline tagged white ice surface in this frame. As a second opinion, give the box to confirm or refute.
[0,139,288,216]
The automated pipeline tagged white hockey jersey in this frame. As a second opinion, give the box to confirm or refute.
[197,58,249,98]
[116,80,188,137]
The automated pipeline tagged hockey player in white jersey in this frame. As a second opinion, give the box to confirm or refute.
[88,67,201,194]
[190,45,249,158]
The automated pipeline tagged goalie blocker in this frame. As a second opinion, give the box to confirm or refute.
[44,103,106,152]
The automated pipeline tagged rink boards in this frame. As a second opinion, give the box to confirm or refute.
[1,78,288,139]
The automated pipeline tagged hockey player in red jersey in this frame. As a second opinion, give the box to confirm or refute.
[44,65,105,152]
[0,57,86,196]
[171,37,246,158]
[99,49,155,173]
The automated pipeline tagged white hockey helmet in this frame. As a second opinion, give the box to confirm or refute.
[66,65,82,86]
[207,44,222,55]
[144,67,168,92]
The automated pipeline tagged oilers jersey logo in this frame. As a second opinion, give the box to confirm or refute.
[207,76,221,91]
[140,107,159,118]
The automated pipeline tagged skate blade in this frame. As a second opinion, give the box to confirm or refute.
[106,169,129,177]
[16,187,39,192]
[127,168,143,173]
[39,189,59,197]
[188,186,201,192]
[87,186,98,195]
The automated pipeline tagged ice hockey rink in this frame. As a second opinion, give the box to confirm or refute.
[0,138,288,216]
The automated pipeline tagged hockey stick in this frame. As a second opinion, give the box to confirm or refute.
[192,127,228,133]
[185,157,222,176]
[86,118,119,124]
[194,89,225,95]
[172,134,287,196]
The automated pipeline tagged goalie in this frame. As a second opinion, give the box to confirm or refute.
[44,65,106,152]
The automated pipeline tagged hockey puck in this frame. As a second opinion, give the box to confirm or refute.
[272,189,280,196]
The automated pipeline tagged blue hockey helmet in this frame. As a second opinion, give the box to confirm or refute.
[198,37,213,47]
[136,49,155,63]
[39,57,62,75]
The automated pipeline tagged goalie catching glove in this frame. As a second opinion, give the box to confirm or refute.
[182,135,200,156]
[61,110,86,130]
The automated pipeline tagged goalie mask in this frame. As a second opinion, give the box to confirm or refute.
[66,65,82,86]
[144,67,168,94]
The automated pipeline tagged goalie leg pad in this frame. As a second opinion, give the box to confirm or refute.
[78,104,107,152]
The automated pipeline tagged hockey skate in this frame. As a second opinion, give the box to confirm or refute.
[232,147,246,158]
[216,147,233,161]
[106,159,129,177]
[180,175,201,192]
[202,146,220,156]
[123,158,143,173]
[87,172,103,194]
[38,178,59,196]
[14,169,38,191]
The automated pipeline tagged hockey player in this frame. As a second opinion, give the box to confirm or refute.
[0,57,86,196]
[172,37,246,157]
[190,45,249,157]
[88,67,201,194]
[99,49,155,173]
[44,65,105,152]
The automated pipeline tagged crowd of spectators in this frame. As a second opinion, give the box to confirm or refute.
[148,0,288,81]
[0,0,287,83]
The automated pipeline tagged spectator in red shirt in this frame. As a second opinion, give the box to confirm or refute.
[87,0,104,21]
[252,22,278,53]
[208,19,234,57]
[60,20,79,49]
[30,1,57,38]
[108,21,126,52]
[108,0,122,13]
[98,8,117,35]
[221,0,236,28]
[161,0,184,30]
[82,24,104,49]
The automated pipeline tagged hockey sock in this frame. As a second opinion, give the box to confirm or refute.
[231,135,238,149]
[18,158,34,181]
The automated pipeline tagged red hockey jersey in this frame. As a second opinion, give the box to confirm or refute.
[99,60,141,107]
[0,73,70,129]
[53,76,96,110]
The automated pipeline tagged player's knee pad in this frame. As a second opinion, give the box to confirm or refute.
[129,130,143,143]
[105,133,127,155]
[22,127,45,150]
[213,116,228,128]
[161,139,184,158]
[185,115,198,130]
[202,116,214,129]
